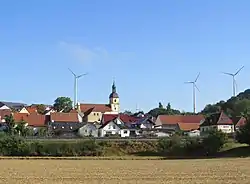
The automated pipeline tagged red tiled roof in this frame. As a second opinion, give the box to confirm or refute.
[159,115,204,125]
[80,104,112,113]
[178,122,200,131]
[0,109,11,120]
[235,117,246,127]
[13,113,46,127]
[217,112,233,125]
[50,112,79,122]
[26,106,37,114]
[102,114,139,124]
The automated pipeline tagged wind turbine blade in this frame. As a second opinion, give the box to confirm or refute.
[184,81,193,84]
[194,84,200,92]
[195,72,200,82]
[221,72,233,76]
[77,73,88,78]
[68,68,76,76]
[234,66,244,76]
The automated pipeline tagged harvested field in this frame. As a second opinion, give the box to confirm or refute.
[0,158,250,184]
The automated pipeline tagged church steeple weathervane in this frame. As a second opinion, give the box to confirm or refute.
[112,80,116,93]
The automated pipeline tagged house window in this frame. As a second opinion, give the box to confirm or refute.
[124,130,127,134]
[109,124,112,129]
[62,126,64,129]
[96,113,99,116]
[114,99,116,103]
[53,126,56,129]
[94,113,96,116]
[113,125,116,129]
[70,126,73,130]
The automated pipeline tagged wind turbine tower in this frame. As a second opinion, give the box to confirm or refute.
[184,73,200,113]
[222,66,244,97]
[68,68,88,109]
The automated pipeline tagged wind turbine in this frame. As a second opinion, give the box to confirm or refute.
[68,68,88,108]
[184,73,200,113]
[222,66,244,97]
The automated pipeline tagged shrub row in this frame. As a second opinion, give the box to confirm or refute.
[158,130,228,157]
[0,130,228,157]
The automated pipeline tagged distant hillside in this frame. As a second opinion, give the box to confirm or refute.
[201,89,250,118]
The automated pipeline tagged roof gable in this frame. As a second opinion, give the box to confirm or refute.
[235,117,247,127]
[200,112,233,127]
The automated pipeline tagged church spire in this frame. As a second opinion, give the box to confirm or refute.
[112,80,116,93]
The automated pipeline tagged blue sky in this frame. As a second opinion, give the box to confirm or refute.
[1,0,250,112]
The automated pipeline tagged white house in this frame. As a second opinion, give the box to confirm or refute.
[99,118,130,138]
[78,123,99,137]
[200,111,235,134]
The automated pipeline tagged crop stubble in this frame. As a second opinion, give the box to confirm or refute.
[0,158,249,184]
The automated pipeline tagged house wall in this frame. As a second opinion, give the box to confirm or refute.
[154,117,162,126]
[200,125,234,134]
[86,111,103,123]
[99,121,120,137]
[78,124,98,137]
[120,129,130,137]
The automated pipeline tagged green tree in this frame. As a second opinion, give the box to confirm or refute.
[4,115,16,135]
[15,120,29,137]
[203,130,227,155]
[159,102,163,109]
[36,104,46,114]
[123,110,133,115]
[148,102,181,117]
[53,97,73,113]
[236,115,250,145]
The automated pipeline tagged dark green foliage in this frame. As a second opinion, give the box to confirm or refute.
[148,102,181,117]
[202,130,228,155]
[158,131,228,157]
[236,117,250,145]
[53,97,73,113]
[0,135,30,156]
[36,104,46,114]
[201,89,250,118]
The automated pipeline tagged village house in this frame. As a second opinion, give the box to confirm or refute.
[48,112,84,137]
[78,123,100,137]
[200,111,235,134]
[79,82,120,124]
[233,117,246,131]
[99,117,130,138]
[154,115,204,133]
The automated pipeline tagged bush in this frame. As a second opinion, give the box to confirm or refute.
[236,117,250,145]
[202,130,228,155]
[0,135,30,156]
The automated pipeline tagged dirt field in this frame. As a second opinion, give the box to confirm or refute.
[0,158,250,184]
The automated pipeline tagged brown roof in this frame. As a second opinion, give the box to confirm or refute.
[0,109,11,120]
[13,113,46,127]
[50,112,79,122]
[102,114,139,124]
[159,115,204,125]
[178,122,200,131]
[200,111,233,126]
[26,106,37,114]
[80,104,112,113]
[235,117,246,127]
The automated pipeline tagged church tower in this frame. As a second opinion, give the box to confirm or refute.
[109,81,120,113]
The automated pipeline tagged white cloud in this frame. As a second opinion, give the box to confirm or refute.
[59,41,109,63]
